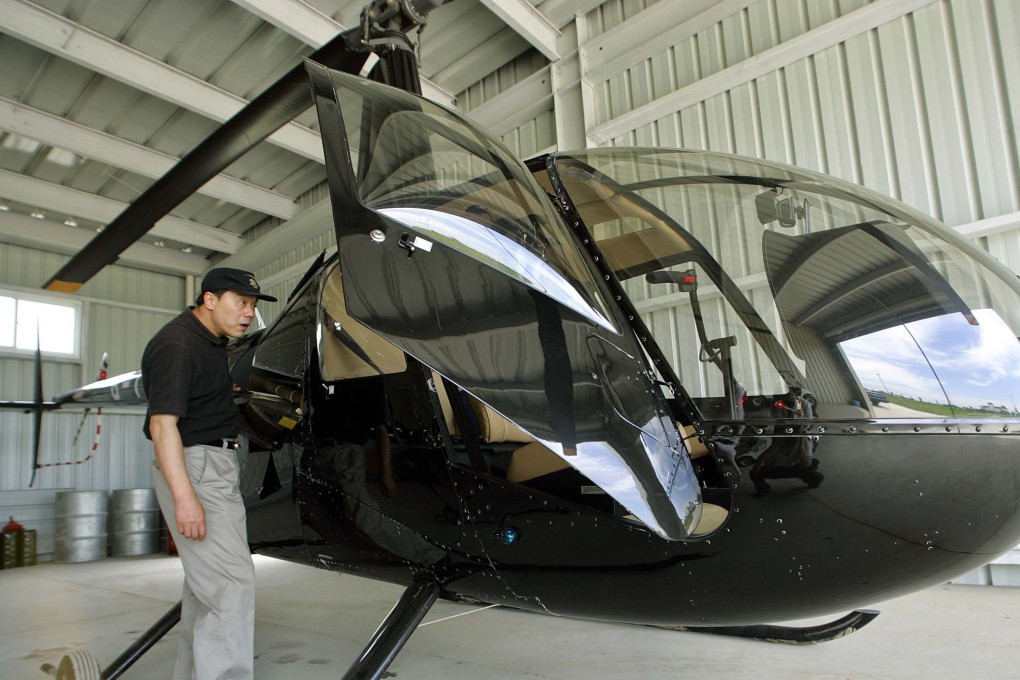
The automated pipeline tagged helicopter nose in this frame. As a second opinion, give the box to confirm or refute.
[765,426,1020,586]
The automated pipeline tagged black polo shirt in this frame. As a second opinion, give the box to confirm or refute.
[142,308,237,446]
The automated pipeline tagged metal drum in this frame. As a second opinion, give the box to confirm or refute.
[109,488,159,557]
[54,491,108,563]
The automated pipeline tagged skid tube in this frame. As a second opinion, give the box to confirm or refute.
[656,609,880,644]
[342,580,442,680]
[101,600,182,679]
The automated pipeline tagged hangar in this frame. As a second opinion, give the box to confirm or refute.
[2,0,1019,678]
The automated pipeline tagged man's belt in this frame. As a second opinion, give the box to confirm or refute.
[197,438,238,449]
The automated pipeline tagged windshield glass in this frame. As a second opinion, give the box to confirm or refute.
[331,79,613,331]
[546,149,1020,421]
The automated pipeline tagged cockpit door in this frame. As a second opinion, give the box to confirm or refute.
[305,61,701,540]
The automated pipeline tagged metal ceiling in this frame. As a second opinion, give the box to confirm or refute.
[0,0,575,276]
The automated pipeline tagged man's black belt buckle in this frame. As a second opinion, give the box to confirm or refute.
[201,438,238,449]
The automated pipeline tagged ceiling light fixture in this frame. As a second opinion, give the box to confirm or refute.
[96,226,105,233]
[64,216,78,227]
[181,246,193,253]
[0,201,10,211]
[31,209,45,220]
[154,240,165,247]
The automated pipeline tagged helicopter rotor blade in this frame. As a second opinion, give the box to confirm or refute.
[29,335,43,487]
[42,28,368,294]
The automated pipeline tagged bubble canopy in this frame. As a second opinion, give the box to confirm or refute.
[538,148,1020,421]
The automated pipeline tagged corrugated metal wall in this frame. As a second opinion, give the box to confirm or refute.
[1,243,181,556]
[460,0,1019,256]
[591,0,1019,230]
[0,244,178,499]
[460,51,555,158]
[0,242,185,310]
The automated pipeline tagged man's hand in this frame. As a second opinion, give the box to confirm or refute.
[380,474,398,499]
[175,493,206,541]
[150,414,207,541]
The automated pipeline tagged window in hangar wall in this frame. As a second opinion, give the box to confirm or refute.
[0,288,80,357]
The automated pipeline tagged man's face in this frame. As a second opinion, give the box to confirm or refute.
[207,290,258,338]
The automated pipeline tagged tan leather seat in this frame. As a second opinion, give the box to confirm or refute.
[432,371,533,444]
[691,503,728,535]
[506,441,570,483]
[681,424,710,459]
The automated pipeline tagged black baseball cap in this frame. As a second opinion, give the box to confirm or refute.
[200,267,277,302]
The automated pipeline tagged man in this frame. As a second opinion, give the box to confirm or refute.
[142,267,276,680]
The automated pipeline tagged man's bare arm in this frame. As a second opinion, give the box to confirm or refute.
[150,414,206,541]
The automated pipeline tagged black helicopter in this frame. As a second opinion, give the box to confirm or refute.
[9,1,1020,679]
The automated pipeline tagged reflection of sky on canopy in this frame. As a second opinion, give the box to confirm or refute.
[534,436,685,540]
[841,309,1020,411]
[380,207,615,332]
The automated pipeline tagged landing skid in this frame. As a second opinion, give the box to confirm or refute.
[46,582,442,680]
[44,601,181,679]
[657,609,880,644]
[342,580,441,680]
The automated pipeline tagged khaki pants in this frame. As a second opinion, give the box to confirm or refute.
[154,443,255,680]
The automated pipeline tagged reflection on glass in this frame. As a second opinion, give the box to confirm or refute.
[542,149,1020,423]
[316,70,705,539]
[841,308,1020,417]
[379,207,614,331]
[327,74,612,333]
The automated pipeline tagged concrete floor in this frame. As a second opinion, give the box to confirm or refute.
[2,555,1018,679]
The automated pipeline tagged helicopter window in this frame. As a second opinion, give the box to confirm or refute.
[329,78,613,330]
[555,178,791,405]
[253,280,316,380]
[318,263,406,381]
[545,148,1020,424]
[649,262,786,402]
[430,372,623,516]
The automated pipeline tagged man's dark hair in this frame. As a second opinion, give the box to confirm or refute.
[195,289,226,306]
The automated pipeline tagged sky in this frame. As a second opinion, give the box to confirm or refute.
[840,308,1020,412]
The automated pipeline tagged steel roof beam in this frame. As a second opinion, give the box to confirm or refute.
[0,169,244,254]
[478,0,562,62]
[0,97,298,220]
[468,66,553,136]
[539,0,609,30]
[214,198,333,273]
[231,0,339,46]
[0,212,207,275]
[2,0,324,162]
[426,27,528,96]
[954,210,1020,240]
[580,0,754,85]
